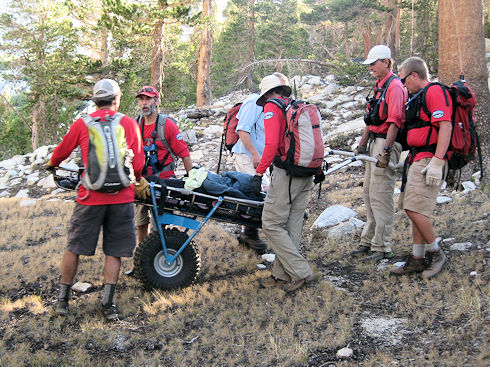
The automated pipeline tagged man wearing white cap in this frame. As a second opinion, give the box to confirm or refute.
[351,45,408,261]
[253,72,316,293]
[47,79,146,320]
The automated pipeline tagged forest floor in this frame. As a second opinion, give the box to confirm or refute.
[0,166,488,367]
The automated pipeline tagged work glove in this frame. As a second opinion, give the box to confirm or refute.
[354,145,367,156]
[375,151,390,168]
[420,156,446,186]
[313,171,325,184]
[45,160,55,172]
[134,177,150,200]
[252,175,262,196]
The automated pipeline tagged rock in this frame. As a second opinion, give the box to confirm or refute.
[203,125,222,137]
[20,199,36,207]
[361,317,408,346]
[326,217,364,239]
[322,83,339,95]
[450,242,473,251]
[436,196,452,204]
[394,188,401,195]
[325,117,365,139]
[26,176,39,186]
[472,171,481,185]
[15,189,29,199]
[190,150,204,162]
[442,238,455,243]
[37,175,57,189]
[336,347,353,359]
[462,181,476,193]
[72,281,92,292]
[308,76,322,85]
[312,205,357,228]
[0,158,17,170]
[181,129,198,145]
[470,271,478,277]
[33,145,52,161]
[0,191,10,198]
[261,254,275,263]
[257,264,266,270]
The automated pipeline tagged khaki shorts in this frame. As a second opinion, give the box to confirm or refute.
[67,202,136,257]
[134,203,151,226]
[233,153,270,190]
[400,158,447,217]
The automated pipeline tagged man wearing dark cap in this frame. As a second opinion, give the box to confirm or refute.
[47,79,145,321]
[134,85,193,243]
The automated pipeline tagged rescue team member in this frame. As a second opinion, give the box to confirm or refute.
[351,45,408,262]
[47,79,146,320]
[390,57,450,278]
[134,86,193,243]
[232,92,268,253]
[253,73,317,293]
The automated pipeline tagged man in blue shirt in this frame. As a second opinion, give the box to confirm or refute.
[232,93,268,253]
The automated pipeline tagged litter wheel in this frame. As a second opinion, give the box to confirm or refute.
[134,228,201,290]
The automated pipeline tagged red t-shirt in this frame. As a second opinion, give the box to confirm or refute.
[256,97,290,175]
[50,109,145,205]
[407,83,453,161]
[368,71,408,134]
[139,116,190,178]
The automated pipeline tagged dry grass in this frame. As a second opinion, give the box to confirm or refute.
[0,171,488,366]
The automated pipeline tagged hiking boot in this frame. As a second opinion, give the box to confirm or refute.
[389,255,426,275]
[350,245,370,257]
[362,251,395,262]
[101,303,120,321]
[55,299,69,316]
[282,274,315,293]
[238,231,267,253]
[422,250,447,279]
[257,276,287,289]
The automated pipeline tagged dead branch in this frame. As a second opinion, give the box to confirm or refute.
[0,92,32,132]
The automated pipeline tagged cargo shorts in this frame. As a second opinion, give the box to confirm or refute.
[67,202,136,257]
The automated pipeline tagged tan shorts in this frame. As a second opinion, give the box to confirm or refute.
[134,203,151,226]
[400,158,446,217]
[233,153,270,190]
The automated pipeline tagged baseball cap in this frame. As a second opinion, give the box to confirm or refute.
[362,45,392,64]
[135,86,159,98]
[93,79,121,98]
[256,72,292,106]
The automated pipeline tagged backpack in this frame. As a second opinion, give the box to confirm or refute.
[267,98,325,177]
[404,79,482,172]
[137,113,179,176]
[81,113,135,193]
[364,75,398,126]
[217,102,242,173]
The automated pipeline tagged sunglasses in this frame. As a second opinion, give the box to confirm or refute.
[401,72,413,85]
[138,87,158,94]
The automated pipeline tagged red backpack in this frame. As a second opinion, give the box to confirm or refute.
[267,98,325,177]
[217,102,242,173]
[419,79,482,172]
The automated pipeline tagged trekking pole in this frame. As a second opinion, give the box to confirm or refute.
[324,150,395,170]
[216,135,224,174]
[293,80,298,101]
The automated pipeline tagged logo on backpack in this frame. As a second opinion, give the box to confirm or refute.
[267,98,325,177]
[82,113,135,193]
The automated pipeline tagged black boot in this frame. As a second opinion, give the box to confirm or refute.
[238,227,267,253]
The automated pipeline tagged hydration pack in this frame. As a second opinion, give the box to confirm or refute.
[267,98,325,177]
[81,113,135,193]
[364,75,398,126]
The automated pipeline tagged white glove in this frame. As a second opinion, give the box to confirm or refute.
[420,156,446,186]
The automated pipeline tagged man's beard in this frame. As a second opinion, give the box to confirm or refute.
[142,103,157,116]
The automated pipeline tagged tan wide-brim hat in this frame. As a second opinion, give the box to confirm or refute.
[256,72,292,106]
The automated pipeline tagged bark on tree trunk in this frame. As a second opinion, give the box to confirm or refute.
[151,16,165,93]
[101,28,109,67]
[343,22,350,59]
[196,0,213,107]
[31,95,46,150]
[246,0,255,90]
[362,18,373,57]
[438,0,490,181]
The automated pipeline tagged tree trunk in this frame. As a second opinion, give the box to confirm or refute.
[438,0,490,180]
[31,95,46,150]
[101,28,109,67]
[343,21,350,59]
[196,0,213,107]
[246,0,255,90]
[362,18,373,57]
[151,14,165,93]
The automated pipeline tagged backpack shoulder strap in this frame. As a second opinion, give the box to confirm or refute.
[420,82,450,118]
[266,98,289,114]
[378,74,399,102]
[156,113,178,159]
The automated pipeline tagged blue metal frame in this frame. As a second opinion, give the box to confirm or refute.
[149,183,223,266]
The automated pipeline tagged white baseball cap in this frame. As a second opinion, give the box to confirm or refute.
[362,45,392,65]
[256,72,292,105]
[93,79,121,98]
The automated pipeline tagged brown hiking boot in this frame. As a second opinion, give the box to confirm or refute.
[422,250,447,279]
[238,229,267,254]
[282,274,315,293]
[257,276,286,289]
[350,245,370,257]
[389,255,426,275]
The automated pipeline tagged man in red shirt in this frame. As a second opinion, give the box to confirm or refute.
[47,79,145,320]
[134,86,193,243]
[352,45,408,262]
[390,57,451,278]
[254,73,317,293]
